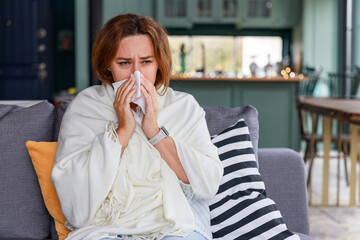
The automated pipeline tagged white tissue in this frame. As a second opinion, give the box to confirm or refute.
[112,70,146,114]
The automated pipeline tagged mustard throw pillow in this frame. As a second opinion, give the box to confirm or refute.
[26,141,71,240]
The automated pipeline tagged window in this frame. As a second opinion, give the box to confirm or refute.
[168,35,283,77]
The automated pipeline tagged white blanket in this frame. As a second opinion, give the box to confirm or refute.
[51,83,223,240]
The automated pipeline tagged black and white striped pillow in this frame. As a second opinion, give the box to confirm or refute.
[209,119,299,240]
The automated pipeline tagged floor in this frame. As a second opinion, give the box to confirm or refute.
[305,151,360,240]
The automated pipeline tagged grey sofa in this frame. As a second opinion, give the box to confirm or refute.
[0,100,313,240]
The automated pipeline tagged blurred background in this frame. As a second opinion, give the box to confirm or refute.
[0,0,359,150]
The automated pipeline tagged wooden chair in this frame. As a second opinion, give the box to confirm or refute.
[298,66,322,96]
[351,66,360,97]
[328,67,360,98]
[296,97,350,187]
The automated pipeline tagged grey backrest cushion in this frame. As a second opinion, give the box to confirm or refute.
[202,105,259,161]
[54,101,70,141]
[50,218,58,240]
[0,101,55,239]
[258,148,310,236]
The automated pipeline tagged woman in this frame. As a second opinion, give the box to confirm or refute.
[51,13,223,240]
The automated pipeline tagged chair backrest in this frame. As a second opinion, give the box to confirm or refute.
[328,72,341,97]
[351,67,360,97]
[296,96,319,139]
[296,98,306,137]
[298,66,322,96]
[328,69,360,98]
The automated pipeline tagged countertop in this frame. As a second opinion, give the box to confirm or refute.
[170,75,308,82]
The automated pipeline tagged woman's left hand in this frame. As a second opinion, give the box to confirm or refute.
[140,75,160,139]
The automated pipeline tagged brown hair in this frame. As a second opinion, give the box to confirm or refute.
[92,13,172,90]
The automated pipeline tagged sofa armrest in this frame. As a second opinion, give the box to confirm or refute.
[257,148,310,236]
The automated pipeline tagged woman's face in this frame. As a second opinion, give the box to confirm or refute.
[108,34,158,84]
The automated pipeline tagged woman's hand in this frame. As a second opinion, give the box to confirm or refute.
[113,76,137,147]
[140,74,160,139]
[140,75,189,183]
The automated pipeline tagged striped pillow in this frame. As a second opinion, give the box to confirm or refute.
[209,119,299,240]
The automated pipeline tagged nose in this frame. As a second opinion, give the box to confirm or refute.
[132,61,140,74]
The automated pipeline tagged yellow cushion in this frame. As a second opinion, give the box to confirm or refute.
[26,141,70,240]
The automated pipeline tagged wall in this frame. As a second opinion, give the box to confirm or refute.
[75,0,89,92]
[292,10,303,73]
[302,0,339,97]
[352,0,360,96]
[102,0,154,24]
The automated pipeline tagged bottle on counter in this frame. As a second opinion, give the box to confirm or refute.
[264,54,274,77]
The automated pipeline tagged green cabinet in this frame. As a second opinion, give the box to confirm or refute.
[156,0,301,29]
[102,0,301,29]
[193,0,241,24]
[156,0,194,28]
[239,0,301,28]
[238,0,276,28]
[274,0,302,28]
[156,0,242,27]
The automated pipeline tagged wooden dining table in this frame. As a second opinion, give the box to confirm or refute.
[297,96,360,206]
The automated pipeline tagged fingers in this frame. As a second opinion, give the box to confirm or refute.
[115,76,136,104]
[141,85,153,109]
[141,74,157,97]
[116,75,133,99]
[140,74,158,108]
[124,87,137,105]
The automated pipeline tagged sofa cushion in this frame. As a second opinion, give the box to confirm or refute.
[26,141,71,240]
[51,218,59,240]
[202,105,259,161]
[0,101,54,239]
[296,232,314,240]
[54,101,70,141]
[258,148,310,235]
[209,119,298,240]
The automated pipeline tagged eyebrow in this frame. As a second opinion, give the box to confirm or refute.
[140,56,154,60]
[116,56,154,61]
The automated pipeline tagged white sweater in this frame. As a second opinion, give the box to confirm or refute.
[51,83,223,240]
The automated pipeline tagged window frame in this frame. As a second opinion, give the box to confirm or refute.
[166,24,292,64]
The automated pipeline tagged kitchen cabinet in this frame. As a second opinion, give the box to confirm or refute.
[102,0,301,29]
[156,0,301,29]
[193,0,240,24]
[239,0,301,28]
[156,0,194,28]
[275,0,301,28]
[157,0,241,27]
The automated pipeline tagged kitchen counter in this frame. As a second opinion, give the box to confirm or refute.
[170,76,304,150]
[170,75,308,82]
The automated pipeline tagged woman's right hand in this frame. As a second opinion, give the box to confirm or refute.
[113,76,137,147]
